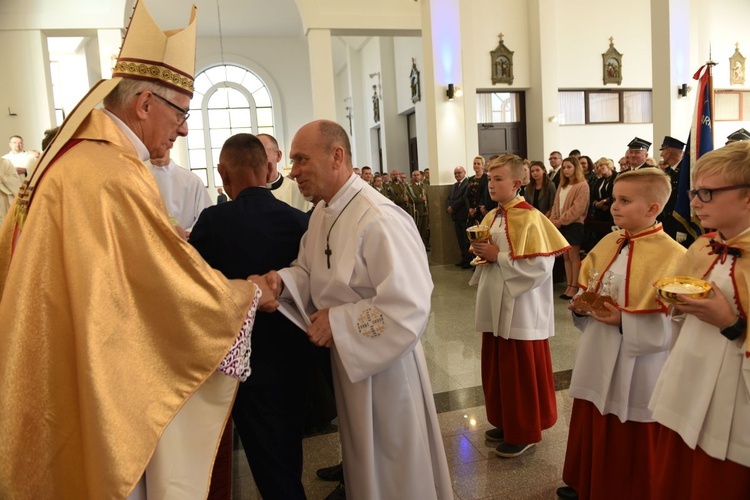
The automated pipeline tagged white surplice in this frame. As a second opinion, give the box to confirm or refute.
[568,247,672,423]
[649,256,750,467]
[147,159,212,231]
[269,173,312,212]
[470,214,555,340]
[278,174,453,500]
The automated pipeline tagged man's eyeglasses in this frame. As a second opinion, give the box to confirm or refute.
[137,92,190,125]
[687,185,750,203]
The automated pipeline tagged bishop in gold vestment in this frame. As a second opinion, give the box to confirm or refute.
[0,1,271,498]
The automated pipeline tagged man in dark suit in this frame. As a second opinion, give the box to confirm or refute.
[190,133,312,500]
[548,151,563,187]
[657,135,687,243]
[446,165,471,268]
[216,187,228,203]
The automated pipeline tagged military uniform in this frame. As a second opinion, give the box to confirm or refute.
[388,180,410,213]
[408,181,430,248]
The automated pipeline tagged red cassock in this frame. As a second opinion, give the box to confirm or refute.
[481,333,557,445]
[563,399,658,500]
[651,425,750,500]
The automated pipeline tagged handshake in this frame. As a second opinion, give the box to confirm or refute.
[248,271,283,313]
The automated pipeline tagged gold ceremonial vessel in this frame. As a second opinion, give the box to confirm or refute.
[467,225,491,266]
[653,276,712,305]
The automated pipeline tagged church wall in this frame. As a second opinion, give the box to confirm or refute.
[554,0,656,162]
[195,36,314,168]
[692,0,750,143]
[0,0,125,31]
[295,0,420,32]
[334,63,353,158]
[463,0,531,90]
[393,36,429,173]
[359,37,383,170]
[0,30,55,151]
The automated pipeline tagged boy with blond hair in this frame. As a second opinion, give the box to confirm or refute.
[470,154,569,458]
[649,142,750,498]
[558,169,686,499]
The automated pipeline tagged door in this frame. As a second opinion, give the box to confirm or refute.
[476,91,527,159]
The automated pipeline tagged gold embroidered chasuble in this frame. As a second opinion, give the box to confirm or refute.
[578,224,685,313]
[0,109,256,499]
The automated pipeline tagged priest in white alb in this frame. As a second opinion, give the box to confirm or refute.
[262,120,453,500]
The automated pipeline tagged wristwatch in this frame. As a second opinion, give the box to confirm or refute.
[720,316,747,341]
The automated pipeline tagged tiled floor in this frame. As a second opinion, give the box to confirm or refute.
[232,262,581,499]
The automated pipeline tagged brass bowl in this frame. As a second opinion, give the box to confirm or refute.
[466,225,490,243]
[653,276,712,305]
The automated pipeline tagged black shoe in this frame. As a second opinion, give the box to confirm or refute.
[493,442,536,458]
[484,428,504,442]
[324,482,346,500]
[556,486,579,499]
[316,462,344,482]
[559,293,574,300]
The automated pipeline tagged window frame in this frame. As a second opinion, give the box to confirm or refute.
[714,89,750,122]
[558,88,652,125]
[186,64,275,188]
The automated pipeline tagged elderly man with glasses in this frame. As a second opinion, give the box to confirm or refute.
[0,2,276,499]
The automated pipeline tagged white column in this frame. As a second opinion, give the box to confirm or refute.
[526,0,560,161]
[307,28,337,120]
[346,44,367,168]
[420,0,466,186]
[650,0,693,145]
[97,29,122,80]
[379,37,409,172]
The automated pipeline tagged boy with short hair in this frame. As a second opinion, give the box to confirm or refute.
[470,154,569,458]
[649,142,750,498]
[558,168,686,499]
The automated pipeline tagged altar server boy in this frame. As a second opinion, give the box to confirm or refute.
[649,142,750,499]
[558,168,685,500]
[470,154,569,458]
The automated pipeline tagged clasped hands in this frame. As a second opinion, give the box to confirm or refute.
[248,271,334,347]
[471,240,499,263]
[568,295,621,326]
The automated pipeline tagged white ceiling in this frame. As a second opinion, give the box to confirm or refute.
[144,0,305,38]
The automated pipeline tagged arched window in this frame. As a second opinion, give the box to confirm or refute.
[186,64,275,188]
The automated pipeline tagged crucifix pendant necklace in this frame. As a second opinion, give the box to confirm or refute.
[325,188,363,268]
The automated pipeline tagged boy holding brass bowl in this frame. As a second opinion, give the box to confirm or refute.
[469,154,569,458]
[558,169,685,500]
[649,142,750,498]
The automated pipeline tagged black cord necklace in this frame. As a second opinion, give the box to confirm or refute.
[325,188,363,268]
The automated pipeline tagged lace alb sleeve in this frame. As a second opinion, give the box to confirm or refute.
[216,285,261,382]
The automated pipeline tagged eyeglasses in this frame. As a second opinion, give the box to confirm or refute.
[687,184,750,203]
[137,92,190,125]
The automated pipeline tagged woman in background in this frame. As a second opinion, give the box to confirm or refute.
[525,160,556,217]
[466,156,487,227]
[550,157,590,300]
[590,158,617,231]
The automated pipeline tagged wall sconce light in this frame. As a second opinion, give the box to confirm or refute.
[446,84,463,100]
[677,83,691,98]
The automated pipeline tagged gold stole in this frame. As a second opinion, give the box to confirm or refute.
[579,223,686,313]
[480,196,570,260]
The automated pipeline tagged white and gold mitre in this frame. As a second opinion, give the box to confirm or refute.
[12,0,198,229]
[112,0,197,97]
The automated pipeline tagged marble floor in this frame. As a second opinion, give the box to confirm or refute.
[232,263,582,499]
